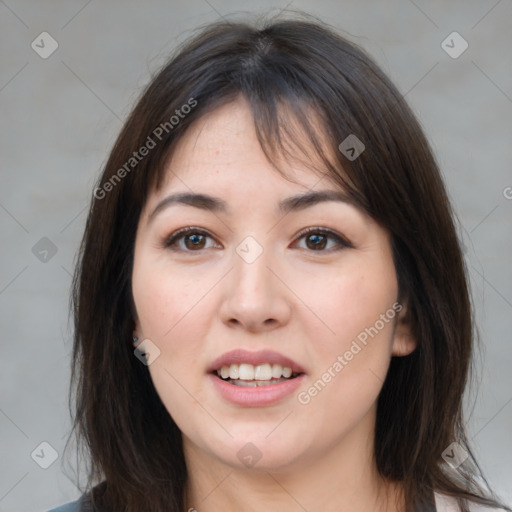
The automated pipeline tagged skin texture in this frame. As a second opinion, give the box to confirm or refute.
[131,98,416,512]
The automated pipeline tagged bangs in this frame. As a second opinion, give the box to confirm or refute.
[141,22,373,213]
[152,93,364,205]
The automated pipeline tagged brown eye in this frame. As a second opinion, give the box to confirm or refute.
[164,228,219,252]
[184,233,207,250]
[293,228,352,252]
[305,233,328,250]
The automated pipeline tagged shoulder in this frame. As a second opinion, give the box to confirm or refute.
[435,492,510,512]
[46,498,82,512]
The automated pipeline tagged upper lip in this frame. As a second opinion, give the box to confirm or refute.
[208,349,306,375]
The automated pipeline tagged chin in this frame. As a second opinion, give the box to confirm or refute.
[209,428,310,473]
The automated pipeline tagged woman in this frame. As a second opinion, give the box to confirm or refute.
[51,14,510,512]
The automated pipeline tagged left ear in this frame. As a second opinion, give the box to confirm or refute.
[391,303,417,357]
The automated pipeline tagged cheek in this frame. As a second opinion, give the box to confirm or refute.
[133,275,213,437]
[132,254,215,402]
[292,251,399,409]
[132,254,210,339]
[133,270,212,385]
[293,257,398,351]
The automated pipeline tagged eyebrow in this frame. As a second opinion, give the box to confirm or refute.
[148,193,228,222]
[148,190,354,222]
[279,190,354,214]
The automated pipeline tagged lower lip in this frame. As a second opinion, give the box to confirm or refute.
[208,373,306,407]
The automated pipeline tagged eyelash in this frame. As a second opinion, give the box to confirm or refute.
[162,226,353,253]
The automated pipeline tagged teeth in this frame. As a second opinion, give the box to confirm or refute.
[232,378,289,387]
[254,363,272,380]
[229,364,239,379]
[271,364,283,378]
[238,363,255,380]
[216,363,295,381]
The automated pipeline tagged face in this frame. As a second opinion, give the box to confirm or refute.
[131,98,415,473]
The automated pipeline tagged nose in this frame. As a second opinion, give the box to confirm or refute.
[218,245,292,333]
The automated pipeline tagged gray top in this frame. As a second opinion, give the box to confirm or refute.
[47,499,81,512]
[47,493,509,511]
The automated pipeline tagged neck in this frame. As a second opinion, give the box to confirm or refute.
[183,410,404,512]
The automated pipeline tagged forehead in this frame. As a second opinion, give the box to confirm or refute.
[148,98,340,205]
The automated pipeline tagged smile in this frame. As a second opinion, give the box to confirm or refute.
[208,349,306,406]
[216,363,300,386]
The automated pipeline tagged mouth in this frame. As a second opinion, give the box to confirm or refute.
[207,349,306,406]
[213,363,304,387]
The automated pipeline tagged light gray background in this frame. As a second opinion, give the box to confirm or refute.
[1,1,511,511]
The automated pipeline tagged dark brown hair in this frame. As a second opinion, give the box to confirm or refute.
[69,13,510,512]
